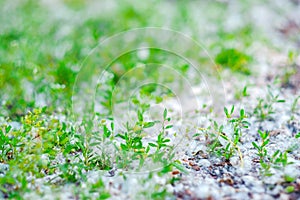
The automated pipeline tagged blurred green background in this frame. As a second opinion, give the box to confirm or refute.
[0,0,298,120]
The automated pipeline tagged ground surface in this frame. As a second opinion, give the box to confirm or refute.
[0,0,300,199]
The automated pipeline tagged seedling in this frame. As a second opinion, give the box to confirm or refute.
[252,130,270,161]
[221,106,249,163]
[235,85,250,100]
[252,130,293,176]
[253,86,285,121]
[115,108,174,170]
[197,106,249,166]
[148,108,174,164]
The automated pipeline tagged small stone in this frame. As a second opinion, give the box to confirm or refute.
[198,159,211,167]
[242,175,255,187]
[172,170,180,175]
[219,177,234,186]
[230,156,240,166]
[194,184,212,199]
[192,165,201,171]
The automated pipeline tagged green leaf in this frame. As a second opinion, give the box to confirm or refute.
[224,107,229,117]
[120,143,128,151]
[160,164,173,174]
[165,125,173,129]
[240,109,245,117]
[213,121,218,129]
[156,96,163,103]
[277,99,285,103]
[225,143,231,151]
[230,105,235,114]
[103,125,111,138]
[284,175,295,183]
[242,120,251,126]
[262,139,269,147]
[99,192,111,199]
[193,133,200,137]
[285,186,294,193]
[5,125,12,133]
[242,86,249,96]
[163,139,170,143]
[132,98,139,105]
[163,108,167,120]
[172,162,188,174]
[146,145,150,153]
[252,142,260,150]
[258,130,263,137]
[260,160,269,169]
[137,110,143,122]
[220,134,228,141]
[233,135,239,144]
[272,150,280,159]
[110,122,114,131]
[148,143,157,147]
[144,122,155,128]
[116,134,125,140]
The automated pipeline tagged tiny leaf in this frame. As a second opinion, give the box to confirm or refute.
[163,108,167,120]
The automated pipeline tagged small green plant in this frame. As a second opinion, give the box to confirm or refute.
[0,124,15,162]
[115,108,174,171]
[215,48,252,75]
[197,106,249,165]
[252,130,293,176]
[271,150,293,169]
[148,108,174,164]
[235,85,250,100]
[281,51,298,88]
[252,130,273,176]
[221,106,249,163]
[252,130,270,161]
[89,119,115,170]
[253,86,285,121]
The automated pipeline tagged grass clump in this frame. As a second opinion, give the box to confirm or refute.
[215,48,252,75]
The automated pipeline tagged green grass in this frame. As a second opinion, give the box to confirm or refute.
[1,0,299,199]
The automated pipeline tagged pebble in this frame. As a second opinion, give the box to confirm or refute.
[194,184,214,199]
[242,175,256,187]
[198,159,211,167]
[230,156,240,167]
[222,185,236,195]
